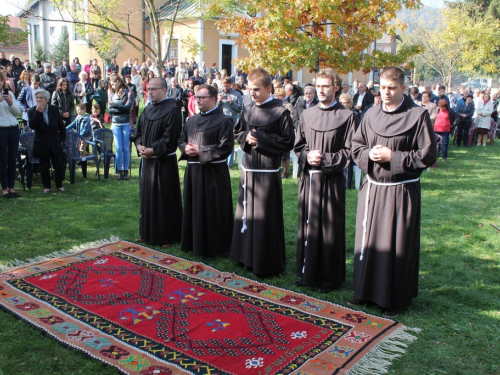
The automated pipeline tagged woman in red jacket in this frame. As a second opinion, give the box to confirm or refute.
[434,99,457,161]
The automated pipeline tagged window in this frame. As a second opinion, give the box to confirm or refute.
[33,25,40,43]
[50,27,55,36]
[169,39,178,61]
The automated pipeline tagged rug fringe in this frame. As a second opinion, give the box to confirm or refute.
[345,326,421,375]
[0,236,121,272]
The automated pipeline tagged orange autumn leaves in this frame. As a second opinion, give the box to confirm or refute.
[204,0,422,73]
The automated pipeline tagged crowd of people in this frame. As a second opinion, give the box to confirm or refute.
[0,50,494,318]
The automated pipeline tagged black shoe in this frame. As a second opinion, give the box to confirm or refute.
[117,170,123,180]
[293,279,304,286]
[9,192,20,198]
[2,193,12,199]
[382,309,399,318]
[123,170,129,180]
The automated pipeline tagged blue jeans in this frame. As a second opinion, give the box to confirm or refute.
[0,126,20,190]
[112,123,131,171]
[227,149,234,168]
[435,131,450,159]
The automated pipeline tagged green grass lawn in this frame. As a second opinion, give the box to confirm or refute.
[0,137,499,374]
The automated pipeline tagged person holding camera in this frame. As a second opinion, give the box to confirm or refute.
[0,72,21,198]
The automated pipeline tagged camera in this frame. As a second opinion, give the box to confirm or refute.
[2,88,9,96]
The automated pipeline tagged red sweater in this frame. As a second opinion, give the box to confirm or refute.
[434,109,451,132]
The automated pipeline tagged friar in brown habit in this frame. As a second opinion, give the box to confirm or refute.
[134,77,183,248]
[350,66,437,317]
[294,68,355,293]
[178,84,234,257]
[230,68,295,276]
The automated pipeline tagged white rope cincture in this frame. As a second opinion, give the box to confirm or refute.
[240,166,280,233]
[141,151,176,178]
[302,169,322,273]
[359,175,420,261]
[187,159,227,164]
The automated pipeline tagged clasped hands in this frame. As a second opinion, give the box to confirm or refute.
[307,150,322,167]
[369,145,391,163]
[136,145,155,158]
[184,143,199,156]
[246,132,258,146]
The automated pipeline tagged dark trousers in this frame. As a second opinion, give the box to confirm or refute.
[91,78,99,89]
[39,149,64,189]
[343,164,353,189]
[456,121,471,147]
[0,126,20,190]
[85,101,93,114]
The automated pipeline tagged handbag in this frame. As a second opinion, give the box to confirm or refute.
[103,113,111,123]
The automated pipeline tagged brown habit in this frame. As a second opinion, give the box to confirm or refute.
[178,107,234,256]
[294,102,355,289]
[230,99,295,276]
[351,95,437,309]
[134,98,183,246]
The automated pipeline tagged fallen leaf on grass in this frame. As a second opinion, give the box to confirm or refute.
[461,174,465,177]
[52,193,57,196]
[465,233,471,237]
[478,224,483,227]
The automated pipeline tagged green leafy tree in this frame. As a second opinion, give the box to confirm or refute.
[33,42,48,63]
[0,15,29,47]
[203,0,423,73]
[50,26,69,64]
[87,30,124,79]
[403,2,500,90]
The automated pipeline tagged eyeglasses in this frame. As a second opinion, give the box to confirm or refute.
[147,87,163,92]
[315,85,333,90]
[195,96,212,100]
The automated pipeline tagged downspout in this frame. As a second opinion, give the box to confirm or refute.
[142,0,146,62]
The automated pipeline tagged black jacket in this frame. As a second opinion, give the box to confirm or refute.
[28,105,66,158]
[40,72,57,94]
[121,66,131,78]
[167,85,183,109]
[352,91,374,113]
[51,90,75,116]
[293,96,318,129]
[73,82,94,105]
[108,88,135,124]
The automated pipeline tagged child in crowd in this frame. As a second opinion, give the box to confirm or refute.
[89,104,105,132]
[67,103,92,157]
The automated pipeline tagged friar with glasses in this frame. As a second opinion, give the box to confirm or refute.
[133,77,183,248]
[350,66,437,318]
[178,84,234,257]
[230,68,295,277]
[294,68,355,293]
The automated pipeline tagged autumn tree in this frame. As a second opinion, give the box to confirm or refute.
[22,0,204,72]
[203,0,423,74]
[403,2,500,90]
[0,15,29,48]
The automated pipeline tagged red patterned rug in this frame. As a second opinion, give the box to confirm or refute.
[0,239,419,374]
